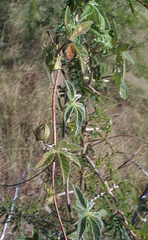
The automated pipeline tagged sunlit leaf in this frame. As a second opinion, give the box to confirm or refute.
[58,153,70,184]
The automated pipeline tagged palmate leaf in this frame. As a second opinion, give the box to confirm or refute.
[35,151,55,169]
[57,153,70,184]
[73,185,87,210]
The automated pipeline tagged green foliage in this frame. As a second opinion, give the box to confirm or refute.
[73,186,105,240]
[35,140,82,183]
[64,81,85,136]
[0,0,148,239]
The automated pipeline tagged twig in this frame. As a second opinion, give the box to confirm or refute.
[135,0,148,9]
[83,153,116,204]
[52,69,68,240]
[0,169,28,240]
[117,143,147,170]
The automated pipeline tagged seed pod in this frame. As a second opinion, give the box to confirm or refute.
[33,121,50,141]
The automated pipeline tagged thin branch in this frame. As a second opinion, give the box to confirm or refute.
[52,69,68,240]
[0,169,45,188]
[0,169,28,240]
[117,143,147,170]
[83,153,117,204]
[135,0,148,9]
[90,134,148,147]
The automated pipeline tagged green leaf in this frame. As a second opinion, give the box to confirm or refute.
[122,51,134,65]
[75,106,84,136]
[88,216,102,240]
[73,186,87,210]
[64,102,74,123]
[71,21,93,39]
[119,80,128,99]
[61,151,81,167]
[125,0,135,13]
[113,52,125,90]
[58,139,83,152]
[77,213,87,240]
[35,152,55,169]
[111,20,119,48]
[65,6,72,36]
[65,80,76,101]
[72,42,88,72]
[89,213,104,231]
[57,153,70,184]
[80,4,94,21]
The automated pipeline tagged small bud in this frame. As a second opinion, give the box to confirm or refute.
[33,121,50,141]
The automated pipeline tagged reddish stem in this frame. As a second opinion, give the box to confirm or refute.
[52,70,68,240]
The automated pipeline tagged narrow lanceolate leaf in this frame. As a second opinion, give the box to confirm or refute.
[65,142,83,152]
[77,213,87,240]
[80,4,94,21]
[65,80,76,101]
[113,52,125,90]
[61,151,81,167]
[119,80,128,99]
[122,51,135,65]
[71,21,92,39]
[126,0,135,13]
[64,103,74,123]
[35,152,55,169]
[65,6,72,36]
[88,216,102,240]
[75,106,84,136]
[89,213,104,231]
[73,186,87,210]
[58,139,83,152]
[58,153,70,184]
[72,42,88,72]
